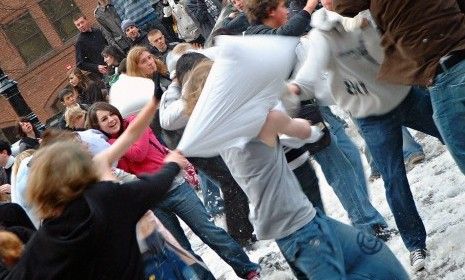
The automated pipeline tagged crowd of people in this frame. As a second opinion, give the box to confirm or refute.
[1,0,465,279]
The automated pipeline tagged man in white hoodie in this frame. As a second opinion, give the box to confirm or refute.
[289,0,444,271]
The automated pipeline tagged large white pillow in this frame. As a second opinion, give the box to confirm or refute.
[178,35,298,157]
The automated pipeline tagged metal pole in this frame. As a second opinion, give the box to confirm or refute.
[0,68,46,133]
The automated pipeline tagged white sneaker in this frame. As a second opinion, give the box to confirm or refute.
[410,249,427,271]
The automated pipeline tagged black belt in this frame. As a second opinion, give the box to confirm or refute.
[436,50,465,75]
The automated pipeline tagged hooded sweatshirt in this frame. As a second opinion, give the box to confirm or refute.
[293,9,410,118]
[5,163,180,280]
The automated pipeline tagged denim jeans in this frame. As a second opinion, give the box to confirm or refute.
[354,86,442,251]
[312,107,387,233]
[276,211,409,280]
[153,182,259,279]
[143,231,199,280]
[198,171,225,217]
[429,59,465,173]
[367,127,424,174]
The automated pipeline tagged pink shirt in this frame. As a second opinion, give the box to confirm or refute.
[109,115,167,176]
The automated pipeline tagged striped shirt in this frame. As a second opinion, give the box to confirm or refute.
[112,0,158,28]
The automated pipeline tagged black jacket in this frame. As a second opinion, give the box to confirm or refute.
[5,163,180,280]
[245,10,311,36]
[222,12,250,35]
[75,29,107,74]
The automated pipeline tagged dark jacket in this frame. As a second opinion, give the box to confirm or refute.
[75,28,108,74]
[19,137,40,153]
[186,0,222,39]
[245,10,311,36]
[334,0,465,86]
[94,3,131,54]
[5,163,180,280]
[222,12,249,35]
[77,81,106,105]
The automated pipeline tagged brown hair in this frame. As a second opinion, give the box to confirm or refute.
[68,67,93,90]
[126,46,168,77]
[0,231,24,268]
[39,128,78,148]
[27,141,99,219]
[86,102,125,136]
[245,0,281,23]
[183,60,214,116]
[16,117,40,139]
[72,13,87,22]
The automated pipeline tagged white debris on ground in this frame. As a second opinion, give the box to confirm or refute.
[186,110,465,279]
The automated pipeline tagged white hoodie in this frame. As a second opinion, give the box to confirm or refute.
[293,9,410,118]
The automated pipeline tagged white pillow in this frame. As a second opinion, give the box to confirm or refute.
[178,35,298,157]
[109,74,155,118]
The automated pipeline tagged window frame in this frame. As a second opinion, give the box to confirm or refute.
[2,12,52,65]
[39,0,81,42]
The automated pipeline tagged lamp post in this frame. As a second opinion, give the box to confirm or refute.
[0,67,46,132]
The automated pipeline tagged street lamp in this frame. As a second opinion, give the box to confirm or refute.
[0,67,46,133]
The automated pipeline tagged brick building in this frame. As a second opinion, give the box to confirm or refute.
[0,0,97,142]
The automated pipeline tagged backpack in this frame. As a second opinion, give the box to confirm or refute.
[166,0,201,42]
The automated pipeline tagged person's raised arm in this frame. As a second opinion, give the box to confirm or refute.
[93,98,159,173]
[258,109,324,147]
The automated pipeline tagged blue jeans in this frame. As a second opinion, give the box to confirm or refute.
[198,171,225,217]
[153,183,259,279]
[367,127,424,174]
[354,86,442,251]
[276,211,409,279]
[313,107,387,233]
[143,231,199,280]
[429,59,465,173]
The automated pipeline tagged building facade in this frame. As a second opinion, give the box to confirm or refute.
[0,0,97,142]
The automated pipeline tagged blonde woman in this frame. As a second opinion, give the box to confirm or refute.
[64,104,87,130]
[110,46,170,117]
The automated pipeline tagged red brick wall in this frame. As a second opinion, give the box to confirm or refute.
[0,0,98,130]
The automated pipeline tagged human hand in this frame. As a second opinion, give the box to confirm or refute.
[0,184,11,194]
[164,150,188,169]
[287,83,301,96]
[304,0,319,13]
[308,125,324,143]
[137,210,157,239]
[98,65,109,74]
[191,43,203,49]
[228,11,238,18]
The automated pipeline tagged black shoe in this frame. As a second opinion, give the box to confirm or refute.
[410,248,427,271]
[372,224,398,242]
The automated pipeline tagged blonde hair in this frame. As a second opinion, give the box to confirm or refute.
[126,46,168,77]
[64,104,87,128]
[27,141,99,219]
[183,60,214,116]
[11,149,35,179]
[0,231,24,268]
[171,43,194,56]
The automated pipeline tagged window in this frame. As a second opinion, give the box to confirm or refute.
[3,12,52,65]
[40,0,81,42]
